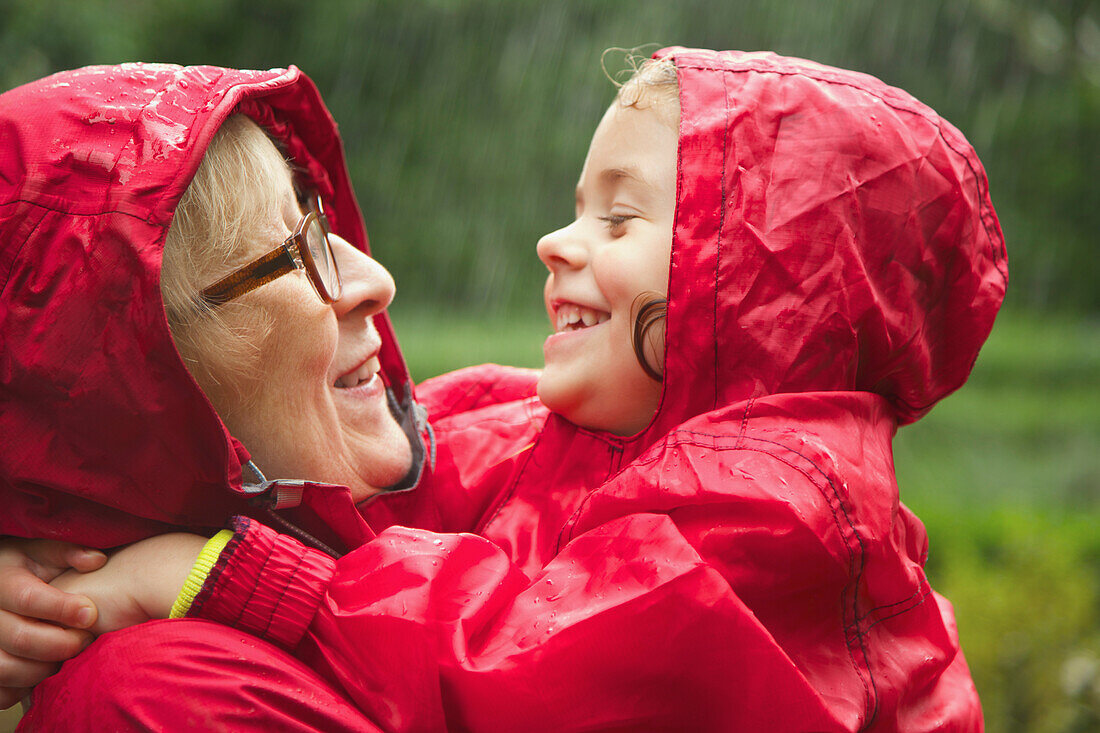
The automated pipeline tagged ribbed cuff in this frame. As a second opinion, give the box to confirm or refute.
[169,530,233,619]
[187,517,336,650]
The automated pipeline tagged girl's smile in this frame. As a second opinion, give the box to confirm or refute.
[551,300,611,332]
[536,98,678,436]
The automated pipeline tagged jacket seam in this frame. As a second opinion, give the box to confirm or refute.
[858,576,931,622]
[712,69,730,411]
[554,442,622,553]
[188,520,246,619]
[632,423,923,620]
[562,425,879,724]
[1,204,48,296]
[0,198,153,222]
[688,432,879,724]
[474,427,543,535]
[735,397,755,447]
[863,584,932,634]
[479,420,623,536]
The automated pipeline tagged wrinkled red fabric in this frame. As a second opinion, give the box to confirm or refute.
[0,63,420,550]
[17,48,1005,731]
[167,49,1002,731]
[18,620,382,732]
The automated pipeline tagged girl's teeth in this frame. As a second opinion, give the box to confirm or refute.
[554,304,608,332]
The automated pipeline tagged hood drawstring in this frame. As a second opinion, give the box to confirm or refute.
[239,460,340,558]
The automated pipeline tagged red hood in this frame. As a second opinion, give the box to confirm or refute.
[644,48,1007,440]
[0,64,421,546]
[341,49,1001,727]
[465,48,1009,544]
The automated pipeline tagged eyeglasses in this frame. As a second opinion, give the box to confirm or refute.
[200,192,343,308]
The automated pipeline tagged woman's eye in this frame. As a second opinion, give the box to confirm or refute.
[598,213,637,232]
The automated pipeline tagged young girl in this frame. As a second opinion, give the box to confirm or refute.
[31,48,1006,731]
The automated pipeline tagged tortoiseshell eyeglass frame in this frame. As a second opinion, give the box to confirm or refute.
[199,192,342,308]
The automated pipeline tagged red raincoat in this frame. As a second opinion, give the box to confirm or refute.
[0,63,422,730]
[14,49,1006,731]
[0,62,428,551]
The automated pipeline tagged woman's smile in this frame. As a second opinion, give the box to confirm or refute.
[187,129,413,501]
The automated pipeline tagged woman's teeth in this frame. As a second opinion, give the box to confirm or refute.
[555,304,610,332]
[334,362,377,389]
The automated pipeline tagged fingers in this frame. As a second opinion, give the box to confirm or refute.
[64,546,108,574]
[0,603,94,660]
[18,540,107,576]
[0,608,93,663]
[0,567,97,629]
[0,646,60,689]
[0,686,32,712]
[0,540,105,712]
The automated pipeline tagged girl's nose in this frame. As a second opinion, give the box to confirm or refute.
[329,235,396,318]
[536,222,588,271]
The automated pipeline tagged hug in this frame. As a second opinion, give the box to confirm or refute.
[1,48,1005,731]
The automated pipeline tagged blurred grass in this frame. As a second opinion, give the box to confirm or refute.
[388,303,548,382]
[896,312,1100,510]
[4,310,1096,731]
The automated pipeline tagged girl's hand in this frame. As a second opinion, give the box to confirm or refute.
[0,539,106,710]
[50,533,207,636]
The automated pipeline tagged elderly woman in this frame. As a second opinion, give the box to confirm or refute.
[0,63,546,729]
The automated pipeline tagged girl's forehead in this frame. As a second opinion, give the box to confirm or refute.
[579,104,677,194]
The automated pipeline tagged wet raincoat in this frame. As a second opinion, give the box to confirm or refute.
[50,48,1001,731]
[14,48,1006,731]
[0,62,428,551]
[0,63,427,730]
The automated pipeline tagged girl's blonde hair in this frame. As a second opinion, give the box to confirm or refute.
[614,54,679,118]
[160,115,288,410]
[613,54,679,380]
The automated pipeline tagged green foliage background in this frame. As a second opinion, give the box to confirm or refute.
[2,1,1099,731]
[2,0,1098,315]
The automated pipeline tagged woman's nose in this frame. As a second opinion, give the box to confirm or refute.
[536,222,588,271]
[329,235,396,318]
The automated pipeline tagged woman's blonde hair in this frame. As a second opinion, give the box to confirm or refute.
[160,115,289,409]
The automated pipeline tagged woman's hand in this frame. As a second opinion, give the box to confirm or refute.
[0,539,106,709]
[51,533,207,636]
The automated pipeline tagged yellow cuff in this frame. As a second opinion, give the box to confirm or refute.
[169,530,234,619]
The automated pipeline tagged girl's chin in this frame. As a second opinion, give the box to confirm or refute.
[536,375,594,429]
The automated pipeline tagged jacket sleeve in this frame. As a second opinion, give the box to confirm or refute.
[190,397,980,732]
[189,512,847,732]
[414,364,540,420]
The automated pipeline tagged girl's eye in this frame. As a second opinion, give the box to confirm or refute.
[598,213,637,233]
